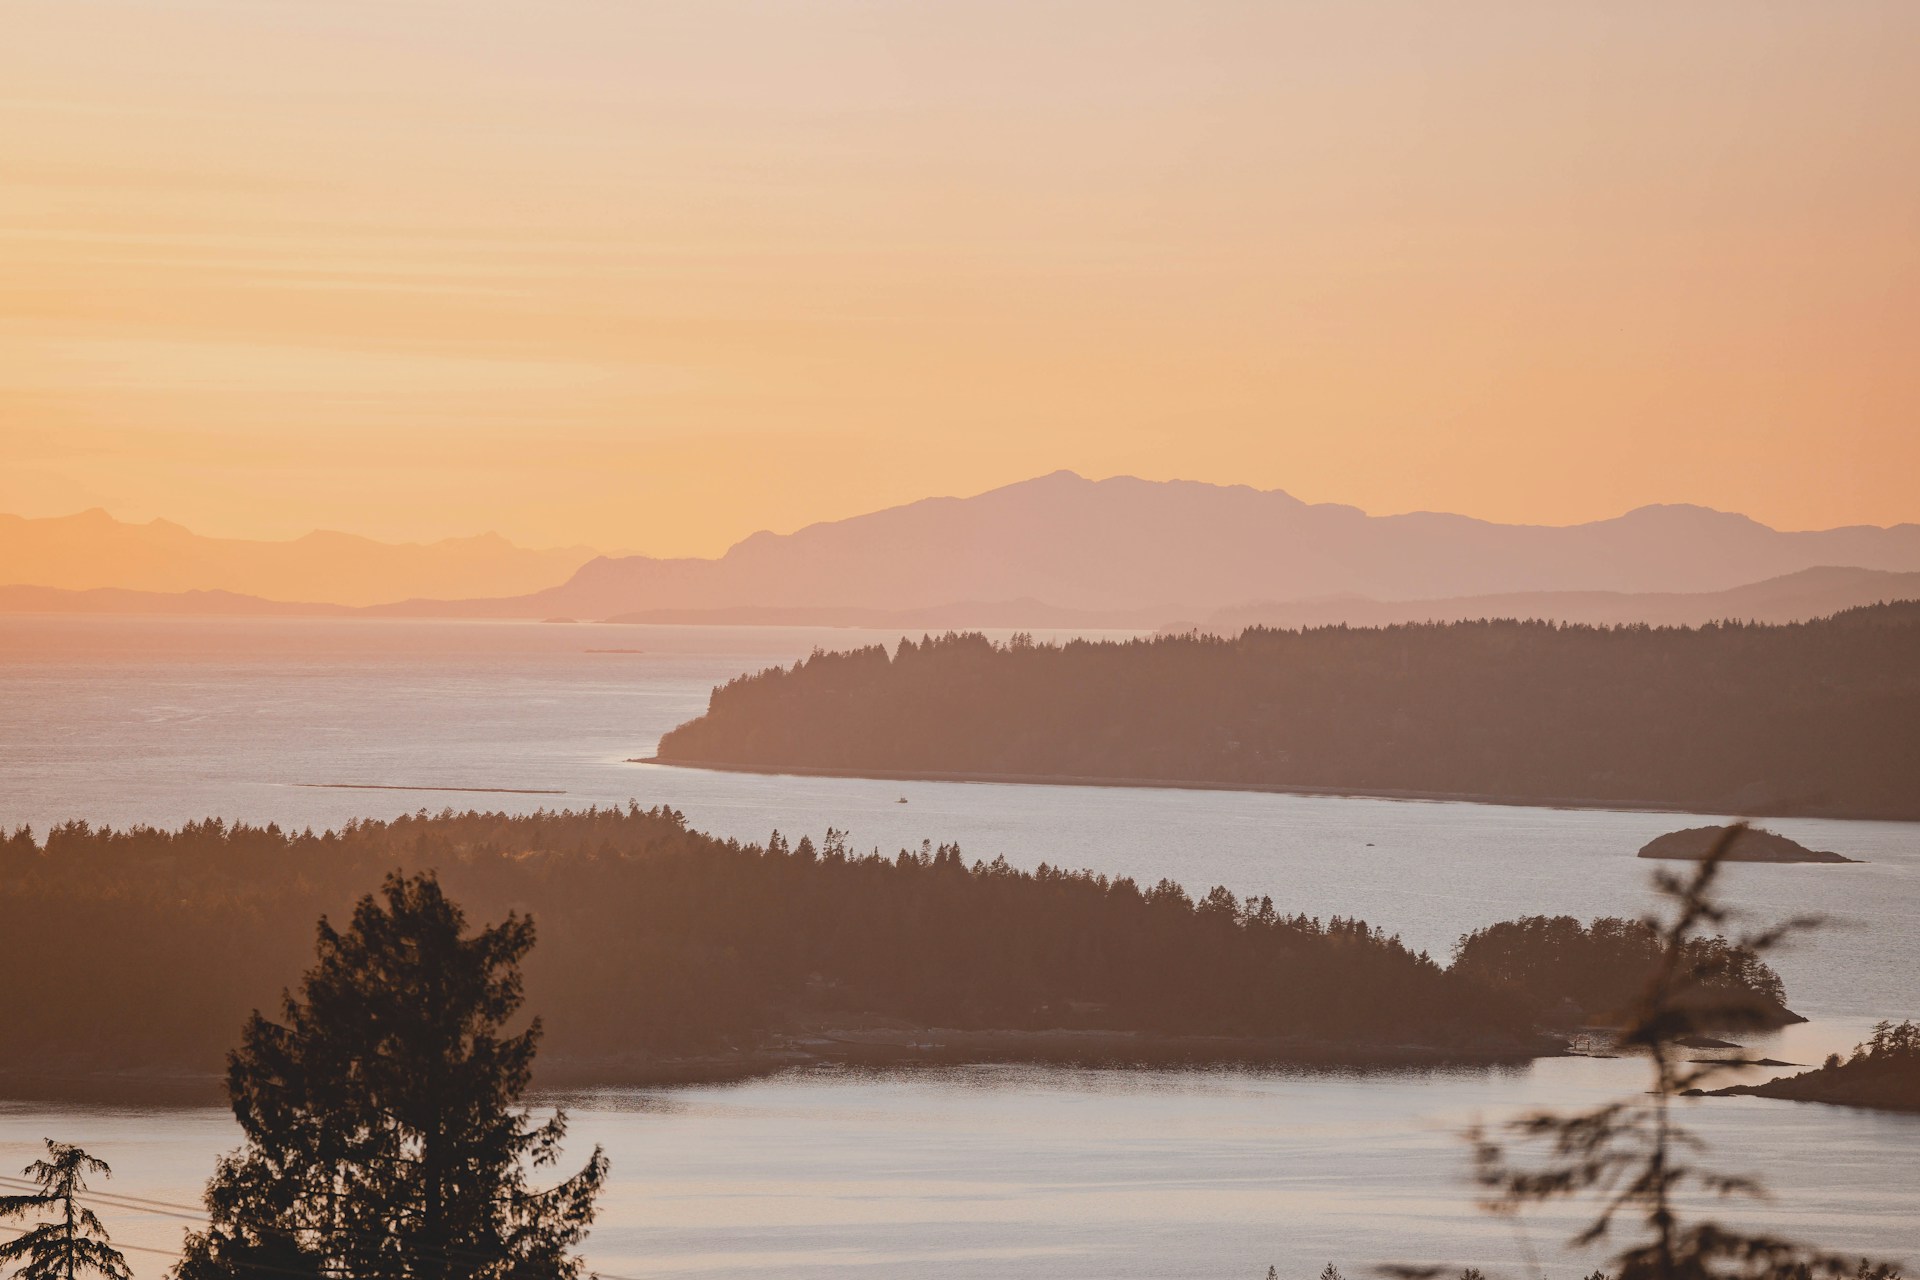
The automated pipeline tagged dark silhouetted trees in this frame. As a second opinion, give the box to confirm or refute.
[1717,1020,1920,1113]
[1451,916,1793,1029]
[655,603,1920,819]
[174,873,606,1280]
[0,1142,132,1280]
[0,806,1632,1082]
[1467,826,1896,1279]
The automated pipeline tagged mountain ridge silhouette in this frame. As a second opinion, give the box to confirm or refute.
[372,471,1920,618]
[0,509,598,607]
[8,474,1919,617]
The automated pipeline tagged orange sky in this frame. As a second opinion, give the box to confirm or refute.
[3,1,1916,556]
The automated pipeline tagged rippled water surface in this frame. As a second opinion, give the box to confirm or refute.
[3,616,1915,1274]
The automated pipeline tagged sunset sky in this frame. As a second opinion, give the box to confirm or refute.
[4,1,1916,556]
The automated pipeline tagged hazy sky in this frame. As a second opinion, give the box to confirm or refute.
[4,1,1916,555]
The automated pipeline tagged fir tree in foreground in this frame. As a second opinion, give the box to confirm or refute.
[173,872,607,1280]
[1465,824,1900,1279]
[0,1141,132,1280]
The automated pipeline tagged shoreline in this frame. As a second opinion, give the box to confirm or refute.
[1699,1077,1920,1116]
[637,758,1912,824]
[541,1026,1562,1087]
[294,782,569,795]
[1,1030,1558,1107]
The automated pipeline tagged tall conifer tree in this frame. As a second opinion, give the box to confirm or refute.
[176,872,607,1280]
[0,1142,132,1280]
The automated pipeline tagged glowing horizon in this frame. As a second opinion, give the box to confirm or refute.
[5,1,1917,557]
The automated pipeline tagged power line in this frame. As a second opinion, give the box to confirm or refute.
[0,1178,647,1280]
[3,1220,360,1279]
[0,1175,208,1219]
[0,1177,208,1222]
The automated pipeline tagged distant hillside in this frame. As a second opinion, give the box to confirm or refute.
[382,472,1920,620]
[1176,566,1920,635]
[600,599,1164,630]
[9,563,1915,632]
[12,477,1920,620]
[655,602,1920,821]
[0,509,597,607]
[0,584,349,617]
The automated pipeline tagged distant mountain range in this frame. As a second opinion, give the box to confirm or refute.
[5,474,1919,622]
[376,471,1920,620]
[0,585,349,617]
[0,509,596,608]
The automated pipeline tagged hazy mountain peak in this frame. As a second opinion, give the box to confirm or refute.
[14,476,1920,620]
[484,472,1920,621]
[1609,502,1761,526]
[66,507,118,525]
[0,509,599,607]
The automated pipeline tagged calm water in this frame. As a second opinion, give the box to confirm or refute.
[2,615,1916,1274]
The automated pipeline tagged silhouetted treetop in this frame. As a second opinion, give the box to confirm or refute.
[175,872,606,1280]
[0,1141,131,1280]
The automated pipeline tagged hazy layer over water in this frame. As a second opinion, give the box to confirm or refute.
[3,616,1915,1274]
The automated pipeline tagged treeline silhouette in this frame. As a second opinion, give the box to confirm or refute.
[0,807,1779,1084]
[1469,827,1902,1279]
[655,603,1920,819]
[1718,1020,1920,1113]
[1452,915,1795,1028]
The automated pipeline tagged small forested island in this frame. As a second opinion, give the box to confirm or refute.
[652,602,1920,820]
[1638,824,1859,864]
[0,808,1792,1093]
[1701,1021,1920,1113]
[1452,914,1801,1029]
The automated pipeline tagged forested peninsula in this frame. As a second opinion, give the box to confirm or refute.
[0,808,1790,1094]
[653,603,1920,820]
[1703,1021,1920,1113]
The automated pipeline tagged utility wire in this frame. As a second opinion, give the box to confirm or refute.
[0,1175,209,1222]
[0,1179,647,1280]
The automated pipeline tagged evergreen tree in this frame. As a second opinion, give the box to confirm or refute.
[175,872,607,1280]
[0,1141,132,1280]
[1468,824,1897,1278]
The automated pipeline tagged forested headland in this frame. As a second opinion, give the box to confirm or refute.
[653,603,1920,819]
[0,807,1789,1092]
[1706,1020,1920,1113]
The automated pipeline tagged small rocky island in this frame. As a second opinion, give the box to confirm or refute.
[1637,825,1859,864]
